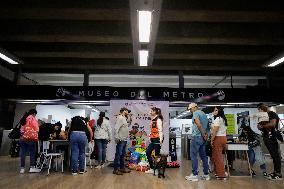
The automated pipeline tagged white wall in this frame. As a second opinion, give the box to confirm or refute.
[36,105,87,130]
[170,119,192,134]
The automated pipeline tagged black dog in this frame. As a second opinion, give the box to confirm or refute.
[153,154,167,178]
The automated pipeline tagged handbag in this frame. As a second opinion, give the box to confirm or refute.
[8,123,21,140]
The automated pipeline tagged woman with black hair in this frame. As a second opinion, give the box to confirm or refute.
[145,107,164,174]
[239,125,268,177]
[19,109,41,174]
[211,106,227,180]
[94,112,112,168]
[69,116,93,175]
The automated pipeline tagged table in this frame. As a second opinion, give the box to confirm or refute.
[225,143,252,178]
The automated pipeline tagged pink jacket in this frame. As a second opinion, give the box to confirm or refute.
[21,115,39,141]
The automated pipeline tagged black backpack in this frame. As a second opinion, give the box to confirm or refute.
[8,123,21,140]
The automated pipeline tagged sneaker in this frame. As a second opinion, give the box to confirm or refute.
[20,168,25,174]
[201,174,210,181]
[113,170,123,175]
[251,169,256,176]
[269,173,283,180]
[216,177,227,181]
[94,165,101,169]
[120,169,131,173]
[29,167,41,173]
[145,169,154,174]
[263,172,269,178]
[185,174,199,182]
[79,169,85,174]
[72,172,78,176]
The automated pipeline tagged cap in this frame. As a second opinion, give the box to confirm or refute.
[120,107,131,113]
[188,103,198,110]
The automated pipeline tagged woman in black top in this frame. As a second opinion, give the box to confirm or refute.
[69,116,93,175]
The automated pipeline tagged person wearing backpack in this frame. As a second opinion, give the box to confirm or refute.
[19,109,41,174]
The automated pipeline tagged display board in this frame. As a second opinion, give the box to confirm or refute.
[107,100,169,161]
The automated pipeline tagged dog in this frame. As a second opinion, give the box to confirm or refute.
[153,154,167,178]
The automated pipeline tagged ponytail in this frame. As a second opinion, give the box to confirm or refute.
[97,112,105,127]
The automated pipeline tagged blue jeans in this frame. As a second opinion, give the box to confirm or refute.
[95,139,107,164]
[70,132,87,172]
[113,141,127,171]
[190,136,209,175]
[20,140,37,168]
[248,146,267,171]
[146,142,161,169]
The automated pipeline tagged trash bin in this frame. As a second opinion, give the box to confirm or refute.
[181,134,191,160]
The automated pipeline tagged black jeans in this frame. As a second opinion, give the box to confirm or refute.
[146,142,161,169]
[263,136,282,174]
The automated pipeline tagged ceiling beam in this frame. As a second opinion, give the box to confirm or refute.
[0,8,129,21]
[158,37,284,46]
[2,35,284,46]
[1,8,283,23]
[21,63,264,71]
[0,35,131,43]
[15,52,133,59]
[161,10,284,23]
[15,51,268,61]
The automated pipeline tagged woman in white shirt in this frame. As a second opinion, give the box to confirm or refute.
[94,112,112,168]
[211,106,227,180]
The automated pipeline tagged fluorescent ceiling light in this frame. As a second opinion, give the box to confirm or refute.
[138,11,152,43]
[226,102,254,105]
[267,57,284,67]
[205,104,232,107]
[138,50,149,66]
[0,52,19,64]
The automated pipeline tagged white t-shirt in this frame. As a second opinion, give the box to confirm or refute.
[213,117,227,136]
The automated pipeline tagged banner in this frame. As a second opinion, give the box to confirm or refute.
[225,114,236,134]
[107,100,169,161]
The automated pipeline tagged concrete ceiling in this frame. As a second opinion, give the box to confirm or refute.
[0,0,284,83]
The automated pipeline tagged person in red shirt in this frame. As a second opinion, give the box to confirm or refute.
[19,109,41,174]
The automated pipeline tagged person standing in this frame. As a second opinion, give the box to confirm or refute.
[94,112,112,168]
[239,125,268,177]
[257,103,282,180]
[69,116,93,175]
[113,107,131,175]
[210,106,227,180]
[145,107,164,174]
[185,103,210,181]
[19,109,41,174]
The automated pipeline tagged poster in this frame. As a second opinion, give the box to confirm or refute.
[106,100,169,161]
[225,114,236,134]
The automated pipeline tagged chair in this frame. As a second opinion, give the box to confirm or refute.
[85,142,94,170]
[37,141,64,175]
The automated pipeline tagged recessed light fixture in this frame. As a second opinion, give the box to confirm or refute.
[138,11,152,43]
[267,57,284,67]
[138,50,149,66]
[0,52,19,64]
